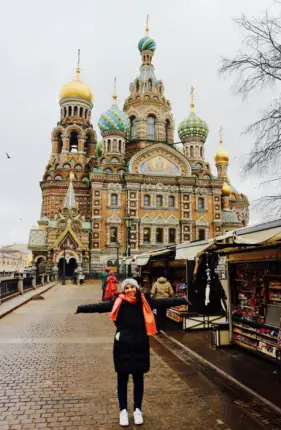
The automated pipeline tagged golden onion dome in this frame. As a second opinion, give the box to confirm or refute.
[60,67,93,103]
[214,129,230,164]
[221,182,232,196]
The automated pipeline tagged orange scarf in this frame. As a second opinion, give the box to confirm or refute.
[110,293,157,336]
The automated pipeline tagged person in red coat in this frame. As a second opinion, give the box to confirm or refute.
[103,271,118,301]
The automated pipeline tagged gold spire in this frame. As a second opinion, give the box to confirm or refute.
[214,126,230,164]
[190,86,195,112]
[112,77,117,104]
[146,14,149,35]
[75,49,81,79]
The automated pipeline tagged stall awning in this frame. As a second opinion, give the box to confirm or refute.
[234,225,281,245]
[175,239,215,260]
[134,253,150,266]
[150,249,173,257]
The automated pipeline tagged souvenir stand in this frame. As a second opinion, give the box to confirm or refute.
[216,219,281,362]
[134,240,228,330]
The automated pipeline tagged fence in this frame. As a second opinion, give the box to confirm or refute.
[0,279,18,300]
[23,277,33,291]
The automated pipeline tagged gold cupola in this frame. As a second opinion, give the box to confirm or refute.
[214,127,230,164]
[221,182,232,196]
[60,50,93,102]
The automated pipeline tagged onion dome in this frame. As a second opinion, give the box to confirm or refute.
[221,182,232,196]
[214,128,230,164]
[138,15,156,52]
[178,87,208,143]
[138,36,156,52]
[60,50,93,102]
[98,79,129,136]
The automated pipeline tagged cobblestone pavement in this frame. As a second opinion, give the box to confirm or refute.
[0,282,278,430]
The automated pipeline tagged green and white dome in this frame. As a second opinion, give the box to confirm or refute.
[178,111,209,143]
[98,104,129,136]
[138,35,156,52]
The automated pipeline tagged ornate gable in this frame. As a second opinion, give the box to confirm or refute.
[129,143,191,177]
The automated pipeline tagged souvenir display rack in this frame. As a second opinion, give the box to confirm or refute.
[230,261,281,361]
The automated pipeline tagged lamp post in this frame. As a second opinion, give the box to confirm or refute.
[125,214,133,277]
[62,245,66,285]
[115,240,120,275]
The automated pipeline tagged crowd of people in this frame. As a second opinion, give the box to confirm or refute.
[76,266,190,427]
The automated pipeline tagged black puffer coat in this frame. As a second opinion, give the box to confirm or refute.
[76,295,188,374]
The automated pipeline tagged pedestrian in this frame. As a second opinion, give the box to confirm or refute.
[103,270,118,301]
[151,276,174,332]
[76,278,189,427]
[72,273,77,285]
[101,266,110,300]
[78,273,84,286]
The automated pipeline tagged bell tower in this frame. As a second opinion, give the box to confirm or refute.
[41,51,97,222]
[123,16,174,157]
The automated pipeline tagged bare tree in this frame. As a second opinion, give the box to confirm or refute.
[220,8,281,213]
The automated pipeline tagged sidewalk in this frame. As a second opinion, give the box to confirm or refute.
[0,281,58,319]
[164,322,281,411]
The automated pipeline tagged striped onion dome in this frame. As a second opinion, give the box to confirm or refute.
[138,36,156,52]
[98,104,129,136]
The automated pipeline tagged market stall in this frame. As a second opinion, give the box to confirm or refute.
[216,219,281,361]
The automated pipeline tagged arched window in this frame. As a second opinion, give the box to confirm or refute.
[200,147,203,158]
[74,106,78,116]
[118,140,122,152]
[147,116,155,140]
[80,107,83,117]
[143,228,151,244]
[75,164,82,170]
[64,107,67,117]
[130,117,136,140]
[110,227,118,243]
[148,79,152,91]
[136,80,140,92]
[63,163,71,169]
[57,133,63,153]
[111,157,119,163]
[85,109,88,119]
[198,197,205,210]
[156,228,163,243]
[104,168,112,174]
[69,131,78,152]
[113,139,117,152]
[169,196,175,208]
[156,195,163,207]
[67,106,71,116]
[169,228,176,243]
[111,194,118,206]
[55,176,62,180]
[165,120,170,142]
[107,139,111,152]
[190,146,194,158]
[144,195,151,207]
[84,134,91,154]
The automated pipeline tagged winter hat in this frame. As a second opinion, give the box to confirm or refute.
[121,278,140,292]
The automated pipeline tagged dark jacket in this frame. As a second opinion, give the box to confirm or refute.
[77,295,188,374]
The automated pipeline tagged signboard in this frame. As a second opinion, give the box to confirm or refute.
[166,309,183,323]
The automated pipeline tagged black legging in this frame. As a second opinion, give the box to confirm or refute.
[117,373,144,411]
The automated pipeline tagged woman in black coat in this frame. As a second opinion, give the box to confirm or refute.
[76,278,189,427]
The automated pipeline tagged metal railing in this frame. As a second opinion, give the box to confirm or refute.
[0,280,18,299]
[23,277,33,290]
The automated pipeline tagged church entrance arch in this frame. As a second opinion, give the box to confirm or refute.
[58,257,77,278]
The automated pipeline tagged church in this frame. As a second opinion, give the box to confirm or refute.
[28,20,249,277]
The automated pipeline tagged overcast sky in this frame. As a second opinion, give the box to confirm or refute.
[0,0,278,246]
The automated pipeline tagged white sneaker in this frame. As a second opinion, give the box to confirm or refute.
[133,408,143,425]
[120,409,129,427]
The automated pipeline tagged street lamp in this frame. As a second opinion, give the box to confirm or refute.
[115,240,120,275]
[125,214,133,277]
[62,245,66,285]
